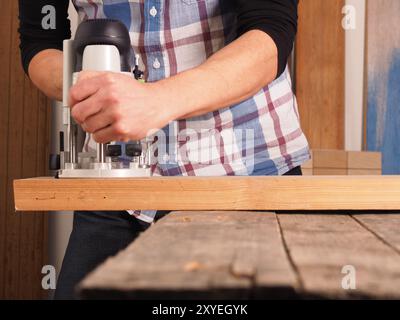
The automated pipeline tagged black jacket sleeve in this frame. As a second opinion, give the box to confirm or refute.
[18,0,297,79]
[18,0,71,75]
[236,0,298,79]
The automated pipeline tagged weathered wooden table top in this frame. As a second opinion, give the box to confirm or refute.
[78,211,400,300]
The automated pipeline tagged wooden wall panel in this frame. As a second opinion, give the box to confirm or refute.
[295,0,345,149]
[0,0,13,301]
[0,1,50,299]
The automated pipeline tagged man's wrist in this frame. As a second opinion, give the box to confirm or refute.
[150,76,189,123]
[152,66,210,122]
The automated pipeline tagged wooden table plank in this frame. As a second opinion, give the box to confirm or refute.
[353,214,400,252]
[13,176,400,211]
[277,214,400,299]
[78,211,298,299]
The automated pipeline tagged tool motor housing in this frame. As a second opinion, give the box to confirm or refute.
[57,19,151,178]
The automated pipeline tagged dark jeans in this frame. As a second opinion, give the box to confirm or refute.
[54,166,302,299]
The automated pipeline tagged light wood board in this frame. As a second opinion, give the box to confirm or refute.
[13,176,400,211]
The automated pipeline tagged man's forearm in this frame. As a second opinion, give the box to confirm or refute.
[28,49,63,101]
[68,30,281,142]
[29,30,277,118]
[157,30,279,121]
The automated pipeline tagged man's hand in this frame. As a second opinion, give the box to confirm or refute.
[69,71,173,143]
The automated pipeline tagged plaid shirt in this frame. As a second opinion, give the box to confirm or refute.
[73,0,310,222]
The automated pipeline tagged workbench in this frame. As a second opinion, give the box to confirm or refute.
[78,211,400,299]
[13,176,400,299]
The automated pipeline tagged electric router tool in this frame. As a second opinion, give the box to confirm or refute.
[52,19,152,178]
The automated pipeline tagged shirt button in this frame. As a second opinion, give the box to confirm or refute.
[153,58,161,69]
[150,6,157,17]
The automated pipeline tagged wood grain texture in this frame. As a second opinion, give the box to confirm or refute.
[353,214,400,253]
[4,3,25,298]
[313,169,347,176]
[296,0,345,149]
[301,168,313,176]
[347,169,381,176]
[14,176,400,212]
[80,211,400,299]
[278,214,400,299]
[312,150,347,169]
[0,0,13,299]
[301,150,382,176]
[301,159,313,169]
[347,151,382,169]
[0,1,50,299]
[79,211,298,299]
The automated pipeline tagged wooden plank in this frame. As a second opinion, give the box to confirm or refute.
[0,0,13,299]
[313,169,347,176]
[353,214,400,252]
[296,0,345,149]
[79,211,298,299]
[347,169,381,176]
[302,151,383,176]
[312,150,347,169]
[301,168,313,176]
[347,151,382,169]
[14,176,400,212]
[301,158,313,175]
[301,159,313,169]
[277,214,400,299]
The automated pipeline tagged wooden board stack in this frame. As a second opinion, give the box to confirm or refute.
[302,150,382,176]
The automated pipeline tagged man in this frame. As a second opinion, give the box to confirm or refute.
[19,0,310,299]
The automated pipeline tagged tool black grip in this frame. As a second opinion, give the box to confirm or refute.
[74,19,132,72]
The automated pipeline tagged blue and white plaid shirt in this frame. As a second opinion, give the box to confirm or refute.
[73,0,310,222]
